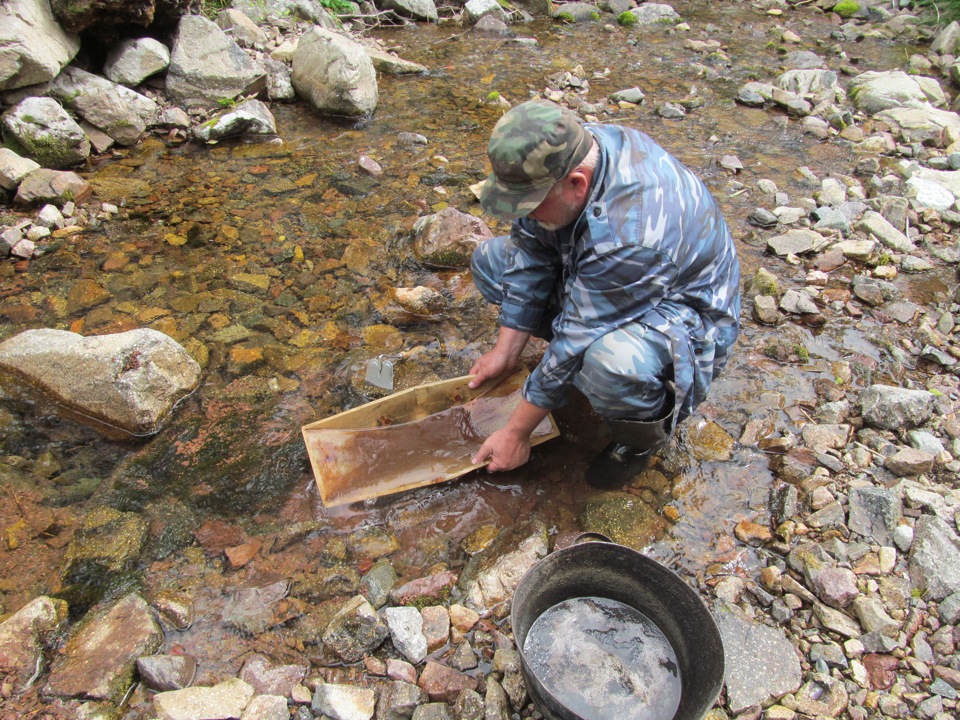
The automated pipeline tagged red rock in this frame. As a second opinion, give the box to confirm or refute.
[417,661,478,702]
[862,653,899,690]
[390,571,457,605]
[386,658,416,684]
[225,539,262,568]
[194,519,246,554]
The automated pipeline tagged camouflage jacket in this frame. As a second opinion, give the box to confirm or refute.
[499,124,742,420]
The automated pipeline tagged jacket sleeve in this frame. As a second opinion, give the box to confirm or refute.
[522,244,679,410]
[495,221,563,333]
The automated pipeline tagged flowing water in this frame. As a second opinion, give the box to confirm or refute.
[0,0,929,691]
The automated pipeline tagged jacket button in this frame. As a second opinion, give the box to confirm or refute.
[592,206,601,217]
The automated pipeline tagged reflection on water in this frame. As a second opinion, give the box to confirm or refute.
[523,596,681,720]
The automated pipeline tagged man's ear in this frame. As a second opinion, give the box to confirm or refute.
[568,169,592,202]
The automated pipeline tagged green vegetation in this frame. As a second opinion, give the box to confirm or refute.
[486,91,501,102]
[832,1,860,19]
[319,0,356,13]
[200,0,232,19]
[794,344,809,363]
[556,11,575,23]
[915,0,960,23]
[216,97,237,108]
[618,11,638,26]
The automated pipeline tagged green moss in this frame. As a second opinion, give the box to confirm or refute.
[833,0,860,18]
[590,11,600,20]
[793,344,809,363]
[486,91,501,102]
[556,11,575,22]
[617,11,637,26]
[216,97,237,108]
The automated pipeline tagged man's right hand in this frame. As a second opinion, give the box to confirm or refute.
[468,327,532,389]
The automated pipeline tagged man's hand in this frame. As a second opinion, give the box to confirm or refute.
[471,427,531,471]
[468,327,532,389]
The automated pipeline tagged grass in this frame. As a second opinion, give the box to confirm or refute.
[915,0,960,23]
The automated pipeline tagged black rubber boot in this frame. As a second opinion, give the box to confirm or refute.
[585,411,674,489]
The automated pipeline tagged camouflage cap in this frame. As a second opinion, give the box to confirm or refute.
[480,99,592,221]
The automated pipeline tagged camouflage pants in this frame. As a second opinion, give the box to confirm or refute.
[471,236,673,421]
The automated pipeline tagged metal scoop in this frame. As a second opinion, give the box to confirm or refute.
[364,352,406,390]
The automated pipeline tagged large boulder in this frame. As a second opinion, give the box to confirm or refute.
[0,328,201,438]
[292,26,378,117]
[412,206,494,269]
[166,14,267,108]
[0,97,90,169]
[231,0,339,25]
[379,0,439,22]
[104,37,171,87]
[848,70,946,115]
[0,0,80,91]
[49,67,159,147]
[14,168,92,206]
[194,99,278,142]
[875,106,960,147]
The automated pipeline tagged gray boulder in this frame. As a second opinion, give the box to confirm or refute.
[49,66,159,147]
[231,0,339,24]
[909,515,960,601]
[104,37,171,87]
[0,0,80,91]
[874,106,960,147]
[848,71,946,115]
[860,384,934,431]
[380,0,439,22]
[464,0,508,25]
[14,168,92,206]
[292,27,378,118]
[0,328,201,438]
[622,3,681,24]
[321,595,389,663]
[0,148,40,190]
[215,8,269,47]
[931,20,960,55]
[413,206,494,269]
[776,69,837,98]
[1,97,90,169]
[166,15,267,108]
[194,99,278,142]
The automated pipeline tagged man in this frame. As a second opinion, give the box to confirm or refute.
[467,99,741,487]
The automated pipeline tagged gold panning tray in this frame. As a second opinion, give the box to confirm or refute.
[302,369,560,507]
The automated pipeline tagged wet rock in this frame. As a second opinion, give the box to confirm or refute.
[322,595,389,663]
[860,384,934,431]
[46,593,163,702]
[687,419,735,461]
[493,648,526,709]
[418,660,479,703]
[449,604,479,633]
[420,605,450,652]
[222,579,293,635]
[623,3,681,25]
[136,655,198,692]
[734,520,772,546]
[390,570,457,605]
[0,0,80,91]
[714,601,802,713]
[767,228,828,256]
[459,520,548,614]
[384,606,428,665]
[49,67,158,147]
[151,590,194,630]
[194,99,278,143]
[581,489,664,549]
[104,37,171,86]
[166,15,267,108]
[412,703,452,720]
[779,289,820,315]
[62,505,148,594]
[848,485,902,547]
[239,653,307,696]
[909,515,960,600]
[753,295,781,325]
[453,688,484,720]
[377,680,427,720]
[611,87,645,104]
[292,27,378,118]
[361,559,397,609]
[0,596,69,693]
[0,328,201,438]
[153,677,255,720]
[413,207,493,270]
[1,97,90,169]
